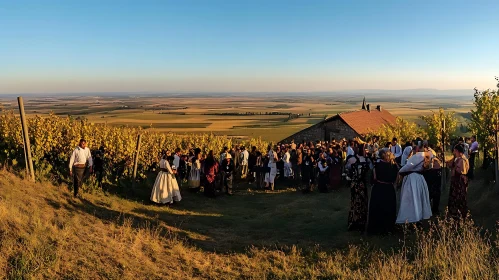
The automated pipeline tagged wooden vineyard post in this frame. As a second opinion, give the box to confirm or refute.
[132,134,142,185]
[17,97,35,182]
[22,131,28,178]
[441,117,446,189]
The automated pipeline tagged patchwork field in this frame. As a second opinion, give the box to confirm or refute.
[0,93,474,142]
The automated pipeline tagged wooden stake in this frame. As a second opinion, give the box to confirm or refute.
[17,97,35,182]
[22,132,28,178]
[132,134,142,181]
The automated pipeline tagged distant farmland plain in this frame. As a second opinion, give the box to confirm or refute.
[0,93,474,142]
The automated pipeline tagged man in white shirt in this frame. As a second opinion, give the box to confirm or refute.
[240,146,250,178]
[173,148,181,169]
[390,137,403,165]
[346,141,355,157]
[69,139,93,198]
[173,148,182,183]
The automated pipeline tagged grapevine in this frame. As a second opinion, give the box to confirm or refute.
[0,112,269,184]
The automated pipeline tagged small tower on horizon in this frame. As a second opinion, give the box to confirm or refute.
[361,97,366,110]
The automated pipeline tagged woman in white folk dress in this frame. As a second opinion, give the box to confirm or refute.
[188,152,202,192]
[151,153,182,205]
[396,152,432,224]
[264,145,278,190]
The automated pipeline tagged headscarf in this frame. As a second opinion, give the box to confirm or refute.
[401,146,413,166]
[399,152,428,173]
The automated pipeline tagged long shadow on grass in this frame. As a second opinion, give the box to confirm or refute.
[55,178,405,253]
[128,185,403,253]
[51,195,225,251]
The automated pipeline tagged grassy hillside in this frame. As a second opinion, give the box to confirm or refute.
[1,169,498,279]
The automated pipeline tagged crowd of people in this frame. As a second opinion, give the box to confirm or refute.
[69,134,480,235]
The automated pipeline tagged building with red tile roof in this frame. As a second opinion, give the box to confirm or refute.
[281,99,396,143]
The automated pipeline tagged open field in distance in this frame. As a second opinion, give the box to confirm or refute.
[0,93,474,142]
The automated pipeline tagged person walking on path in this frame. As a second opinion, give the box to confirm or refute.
[69,139,93,198]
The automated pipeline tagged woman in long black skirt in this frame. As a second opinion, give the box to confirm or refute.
[346,144,370,232]
[317,157,329,193]
[367,149,399,235]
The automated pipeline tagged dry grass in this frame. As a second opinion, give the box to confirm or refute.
[0,168,498,279]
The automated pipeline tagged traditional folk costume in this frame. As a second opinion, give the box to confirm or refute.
[468,140,478,179]
[328,155,342,190]
[317,159,329,193]
[233,149,241,177]
[69,145,93,197]
[293,150,302,183]
[396,153,432,224]
[248,150,258,183]
[203,158,219,198]
[276,152,285,181]
[264,150,278,189]
[346,155,369,231]
[188,157,201,192]
[221,155,234,195]
[173,153,181,182]
[367,160,399,234]
[301,153,315,193]
[423,150,442,215]
[240,149,249,179]
[283,150,293,178]
[254,154,265,188]
[401,146,412,167]
[150,159,182,204]
[391,143,403,165]
[447,152,469,219]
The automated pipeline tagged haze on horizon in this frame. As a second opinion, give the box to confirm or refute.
[1,0,498,94]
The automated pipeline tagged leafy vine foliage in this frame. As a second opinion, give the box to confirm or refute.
[367,117,427,145]
[419,108,457,148]
[0,112,269,184]
[468,77,499,158]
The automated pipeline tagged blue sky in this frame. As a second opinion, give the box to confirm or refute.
[1,0,498,93]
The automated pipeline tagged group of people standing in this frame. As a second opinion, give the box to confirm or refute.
[147,141,347,204]
[346,136,477,235]
[69,135,479,231]
[150,146,251,204]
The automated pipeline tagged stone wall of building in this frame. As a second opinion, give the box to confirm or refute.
[324,118,360,141]
[281,122,326,144]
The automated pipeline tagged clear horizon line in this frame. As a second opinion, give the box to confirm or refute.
[0,87,483,96]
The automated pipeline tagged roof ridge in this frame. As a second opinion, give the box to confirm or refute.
[338,109,364,115]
